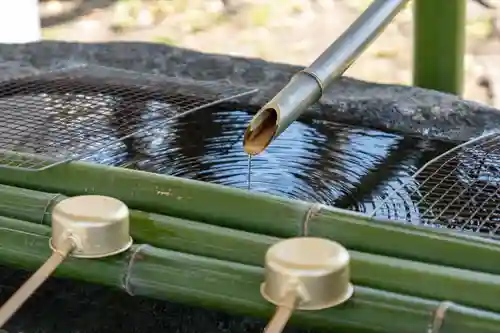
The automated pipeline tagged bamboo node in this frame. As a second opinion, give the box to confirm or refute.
[123,244,149,296]
[428,301,454,333]
[299,69,325,95]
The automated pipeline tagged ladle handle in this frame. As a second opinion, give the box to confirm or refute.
[0,238,74,327]
[263,293,298,333]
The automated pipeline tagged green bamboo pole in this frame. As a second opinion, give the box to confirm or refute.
[1,217,500,333]
[413,0,466,95]
[305,207,500,274]
[0,156,309,237]
[2,185,500,313]
[0,158,498,273]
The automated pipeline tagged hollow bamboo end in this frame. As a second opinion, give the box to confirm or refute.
[243,107,279,156]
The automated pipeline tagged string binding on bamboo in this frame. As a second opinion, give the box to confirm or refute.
[0,195,133,328]
[260,237,354,333]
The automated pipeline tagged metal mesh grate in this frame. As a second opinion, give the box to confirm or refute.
[372,132,500,239]
[0,65,257,171]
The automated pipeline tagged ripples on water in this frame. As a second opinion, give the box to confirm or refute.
[89,105,456,217]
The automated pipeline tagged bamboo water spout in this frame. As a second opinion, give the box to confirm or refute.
[243,0,410,155]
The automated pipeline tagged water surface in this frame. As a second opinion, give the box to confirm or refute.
[0,71,458,223]
[90,105,456,217]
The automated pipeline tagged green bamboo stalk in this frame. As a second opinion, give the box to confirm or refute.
[0,156,309,237]
[0,158,498,273]
[2,217,500,333]
[0,184,274,265]
[0,184,64,224]
[2,184,500,313]
[305,207,500,274]
[412,0,466,95]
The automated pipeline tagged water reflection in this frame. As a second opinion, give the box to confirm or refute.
[0,89,456,221]
[0,67,477,230]
[376,136,500,238]
[112,106,452,214]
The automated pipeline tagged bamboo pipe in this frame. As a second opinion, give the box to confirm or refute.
[0,157,500,275]
[242,0,410,155]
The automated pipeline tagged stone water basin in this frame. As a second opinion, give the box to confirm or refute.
[0,41,500,333]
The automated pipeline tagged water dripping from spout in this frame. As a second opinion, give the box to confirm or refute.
[247,155,252,191]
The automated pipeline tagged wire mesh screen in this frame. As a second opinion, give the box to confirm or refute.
[0,65,257,171]
[372,132,500,238]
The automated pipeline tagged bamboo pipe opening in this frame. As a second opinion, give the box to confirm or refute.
[243,108,278,155]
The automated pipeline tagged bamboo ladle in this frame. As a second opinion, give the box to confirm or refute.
[0,195,133,328]
[261,237,354,333]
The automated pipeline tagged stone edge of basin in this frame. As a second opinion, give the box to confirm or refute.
[0,40,499,142]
